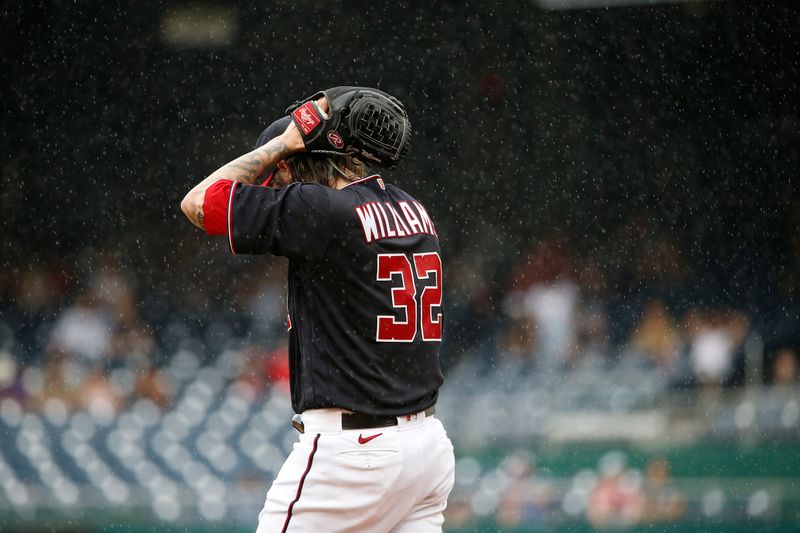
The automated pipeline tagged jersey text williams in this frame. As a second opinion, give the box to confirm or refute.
[354,201,437,243]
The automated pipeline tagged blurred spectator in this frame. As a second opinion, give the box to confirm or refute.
[604,214,692,343]
[688,307,750,387]
[509,234,579,371]
[264,342,291,395]
[443,255,504,369]
[242,270,289,344]
[10,266,69,360]
[111,320,156,361]
[766,236,800,352]
[39,348,83,409]
[510,232,573,291]
[234,347,269,400]
[494,315,536,362]
[495,451,556,529]
[14,268,56,317]
[234,342,291,401]
[629,300,681,368]
[49,292,113,363]
[641,458,685,522]
[771,348,798,385]
[90,255,157,364]
[89,253,138,325]
[441,492,474,529]
[725,309,751,386]
[587,452,645,529]
[522,278,579,370]
[690,319,732,386]
[77,368,123,419]
[135,361,174,409]
[574,259,612,358]
[0,349,23,401]
[571,303,611,369]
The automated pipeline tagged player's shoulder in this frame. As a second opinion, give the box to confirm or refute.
[281,182,332,207]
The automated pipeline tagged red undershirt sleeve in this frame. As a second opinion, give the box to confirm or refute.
[202,179,233,236]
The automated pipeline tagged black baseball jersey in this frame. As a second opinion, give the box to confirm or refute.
[227,174,443,416]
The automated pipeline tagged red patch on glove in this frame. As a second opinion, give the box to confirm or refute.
[292,102,321,135]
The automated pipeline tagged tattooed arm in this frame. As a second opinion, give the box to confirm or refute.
[180,133,300,230]
[181,97,328,230]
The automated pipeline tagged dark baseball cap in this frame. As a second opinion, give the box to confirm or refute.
[254,115,292,149]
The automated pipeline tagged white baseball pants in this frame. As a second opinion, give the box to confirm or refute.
[255,408,455,533]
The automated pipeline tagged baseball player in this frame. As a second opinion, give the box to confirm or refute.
[180,87,455,532]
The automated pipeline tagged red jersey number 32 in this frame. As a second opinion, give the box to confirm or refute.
[376,252,443,343]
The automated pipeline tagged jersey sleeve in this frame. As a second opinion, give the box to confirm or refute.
[202,179,232,236]
[227,182,332,261]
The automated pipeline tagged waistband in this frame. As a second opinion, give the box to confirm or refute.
[292,406,436,434]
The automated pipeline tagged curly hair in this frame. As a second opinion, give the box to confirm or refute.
[286,154,369,187]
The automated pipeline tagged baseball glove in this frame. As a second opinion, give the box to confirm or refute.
[286,86,412,169]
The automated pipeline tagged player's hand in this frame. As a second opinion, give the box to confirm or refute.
[281,97,329,153]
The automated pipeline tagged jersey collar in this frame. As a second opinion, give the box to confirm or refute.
[342,174,381,188]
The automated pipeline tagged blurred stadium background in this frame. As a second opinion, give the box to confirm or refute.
[2,0,799,531]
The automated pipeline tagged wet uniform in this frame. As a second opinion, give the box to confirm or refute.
[201,174,455,532]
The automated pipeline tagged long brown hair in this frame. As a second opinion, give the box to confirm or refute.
[286,154,369,187]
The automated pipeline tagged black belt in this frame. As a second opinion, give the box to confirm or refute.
[291,406,436,434]
[342,406,436,430]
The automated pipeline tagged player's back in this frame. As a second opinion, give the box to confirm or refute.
[288,174,444,416]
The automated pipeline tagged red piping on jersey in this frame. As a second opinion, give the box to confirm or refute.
[227,181,237,255]
[341,174,381,188]
[281,433,320,533]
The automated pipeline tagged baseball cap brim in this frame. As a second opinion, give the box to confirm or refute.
[254,115,293,187]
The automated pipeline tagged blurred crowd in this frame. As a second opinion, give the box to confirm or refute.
[1,217,798,420]
[0,248,292,417]
[445,450,687,530]
[4,0,798,423]
[446,218,800,389]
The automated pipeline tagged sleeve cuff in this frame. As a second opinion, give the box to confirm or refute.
[202,180,233,236]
